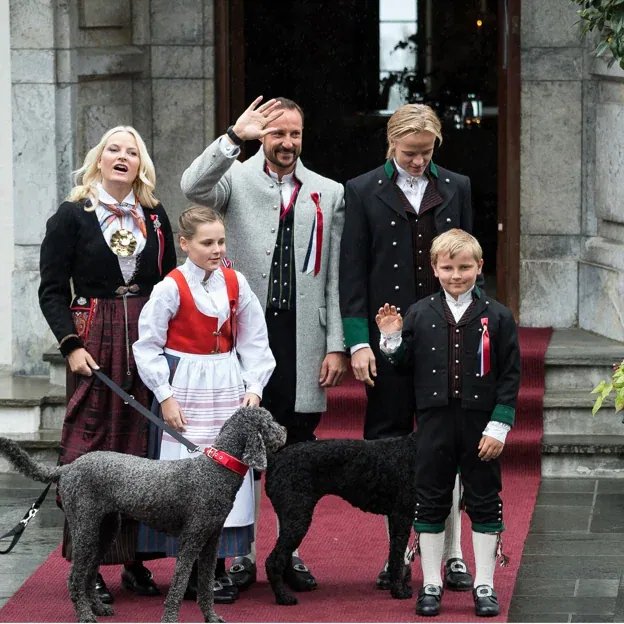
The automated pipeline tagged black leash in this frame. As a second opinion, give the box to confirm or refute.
[0,368,199,554]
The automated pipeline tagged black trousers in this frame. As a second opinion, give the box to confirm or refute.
[364,345,416,440]
[262,308,321,446]
[412,401,503,532]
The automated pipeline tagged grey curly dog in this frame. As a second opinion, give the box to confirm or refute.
[264,433,418,606]
[0,406,286,623]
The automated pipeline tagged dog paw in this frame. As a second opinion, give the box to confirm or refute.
[204,612,224,623]
[276,593,298,606]
[93,603,114,616]
[390,586,413,600]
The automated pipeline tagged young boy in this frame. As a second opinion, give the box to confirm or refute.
[376,229,520,617]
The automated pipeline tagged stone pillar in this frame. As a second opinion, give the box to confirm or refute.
[579,60,624,340]
[0,0,14,372]
[10,0,59,374]
[519,0,584,327]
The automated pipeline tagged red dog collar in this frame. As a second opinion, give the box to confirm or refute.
[203,447,248,476]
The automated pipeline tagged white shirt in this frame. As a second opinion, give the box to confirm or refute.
[267,168,297,208]
[133,258,276,403]
[394,160,428,214]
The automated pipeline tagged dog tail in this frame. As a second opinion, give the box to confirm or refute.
[0,437,63,484]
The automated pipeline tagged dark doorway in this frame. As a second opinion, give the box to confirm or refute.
[216,0,520,312]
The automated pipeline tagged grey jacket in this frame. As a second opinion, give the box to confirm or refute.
[181,139,345,412]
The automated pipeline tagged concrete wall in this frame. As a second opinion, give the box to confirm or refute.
[9,0,215,374]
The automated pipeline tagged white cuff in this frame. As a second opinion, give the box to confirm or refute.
[245,383,264,399]
[219,135,241,158]
[379,331,402,354]
[154,384,173,404]
[482,420,511,444]
[350,343,370,355]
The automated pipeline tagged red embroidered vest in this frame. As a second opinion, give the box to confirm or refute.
[165,267,239,354]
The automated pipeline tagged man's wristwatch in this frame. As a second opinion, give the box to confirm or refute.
[226,125,244,146]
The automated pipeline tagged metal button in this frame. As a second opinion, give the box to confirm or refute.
[476,373,480,377]
[270,184,275,189]
[432,369,436,373]
[378,179,383,185]
[418,282,422,286]
[433,392,437,396]
[397,307,401,312]
[262,273,267,278]
[455,344,459,348]
[392,241,397,246]
[431,347,436,351]
[266,250,271,255]
[391,221,396,226]
[445,178,450,183]
[273,279,277,283]
[474,394,479,399]
[271,228,276,233]
[446,217,451,222]
[393,264,398,269]
[394,285,400,290]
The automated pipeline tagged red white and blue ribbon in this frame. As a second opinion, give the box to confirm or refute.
[302,192,323,276]
[478,317,491,376]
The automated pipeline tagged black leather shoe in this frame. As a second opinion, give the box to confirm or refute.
[183,579,237,604]
[95,573,114,604]
[217,574,239,598]
[444,557,473,591]
[229,556,257,590]
[473,585,499,617]
[121,563,161,596]
[284,556,317,592]
[415,584,443,616]
[376,563,412,590]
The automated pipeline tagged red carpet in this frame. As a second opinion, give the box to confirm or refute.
[0,328,551,623]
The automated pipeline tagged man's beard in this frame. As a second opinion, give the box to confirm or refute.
[265,147,299,170]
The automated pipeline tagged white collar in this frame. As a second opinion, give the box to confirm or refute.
[97,182,136,206]
[444,286,475,307]
[183,257,220,284]
[393,160,427,186]
[266,167,296,184]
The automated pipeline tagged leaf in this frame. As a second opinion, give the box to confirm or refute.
[591,380,607,394]
[615,392,624,412]
[593,394,605,415]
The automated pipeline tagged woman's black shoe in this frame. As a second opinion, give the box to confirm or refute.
[121,563,161,596]
[95,573,114,604]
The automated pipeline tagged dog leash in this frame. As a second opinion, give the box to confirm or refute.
[0,369,200,555]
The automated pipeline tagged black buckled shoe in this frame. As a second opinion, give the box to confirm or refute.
[284,556,317,592]
[95,573,114,604]
[415,584,443,616]
[184,578,238,603]
[121,563,161,596]
[229,556,257,590]
[217,574,239,599]
[444,557,473,591]
[376,563,412,590]
[473,585,499,617]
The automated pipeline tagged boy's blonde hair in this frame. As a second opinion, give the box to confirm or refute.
[430,229,483,265]
[68,126,159,209]
[386,104,443,159]
[178,205,224,240]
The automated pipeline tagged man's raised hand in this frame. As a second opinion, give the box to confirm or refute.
[230,96,284,142]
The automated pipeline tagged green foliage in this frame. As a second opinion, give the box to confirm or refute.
[591,360,624,415]
[572,0,624,69]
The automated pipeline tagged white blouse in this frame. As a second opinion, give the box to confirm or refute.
[133,258,276,403]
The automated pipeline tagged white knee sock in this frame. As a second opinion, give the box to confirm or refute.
[383,516,414,566]
[472,531,497,588]
[248,478,262,563]
[419,532,445,587]
[443,473,464,561]
[274,516,299,559]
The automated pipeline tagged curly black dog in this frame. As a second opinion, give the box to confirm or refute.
[265,433,417,605]
[0,407,286,623]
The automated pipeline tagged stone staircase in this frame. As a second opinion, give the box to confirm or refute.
[541,328,624,478]
[1,330,623,476]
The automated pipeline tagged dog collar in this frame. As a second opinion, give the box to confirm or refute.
[203,447,248,476]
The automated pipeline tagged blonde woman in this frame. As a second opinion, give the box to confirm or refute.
[39,126,176,603]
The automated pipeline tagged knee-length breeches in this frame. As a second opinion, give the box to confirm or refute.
[412,401,504,533]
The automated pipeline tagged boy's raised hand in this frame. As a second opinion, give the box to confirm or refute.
[375,303,403,334]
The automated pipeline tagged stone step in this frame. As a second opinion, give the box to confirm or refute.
[541,434,624,479]
[543,390,621,436]
[42,346,66,389]
[0,375,65,435]
[0,429,61,473]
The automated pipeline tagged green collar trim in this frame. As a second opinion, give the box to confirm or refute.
[384,159,439,180]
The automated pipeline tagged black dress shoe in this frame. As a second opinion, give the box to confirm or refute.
[95,573,114,604]
[185,579,237,604]
[216,574,239,598]
[444,557,473,591]
[284,556,317,592]
[229,556,257,590]
[415,584,443,616]
[473,585,499,617]
[376,563,412,590]
[121,563,161,596]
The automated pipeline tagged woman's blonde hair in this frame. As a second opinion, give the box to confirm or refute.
[430,229,482,265]
[386,104,443,159]
[178,205,224,240]
[67,126,159,209]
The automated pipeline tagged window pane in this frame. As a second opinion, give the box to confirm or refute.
[380,0,416,22]
[379,22,416,72]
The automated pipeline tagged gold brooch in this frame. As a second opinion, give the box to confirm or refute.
[110,228,137,256]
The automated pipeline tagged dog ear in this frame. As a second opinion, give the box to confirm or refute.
[242,432,267,471]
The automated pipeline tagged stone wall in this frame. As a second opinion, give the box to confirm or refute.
[9,0,215,374]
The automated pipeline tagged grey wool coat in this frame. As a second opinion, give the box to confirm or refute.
[181,139,345,413]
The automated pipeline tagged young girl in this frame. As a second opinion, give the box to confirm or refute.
[132,205,276,603]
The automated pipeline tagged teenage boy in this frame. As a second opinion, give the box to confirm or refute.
[376,229,520,617]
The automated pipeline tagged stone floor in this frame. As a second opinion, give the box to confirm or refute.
[0,473,623,621]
